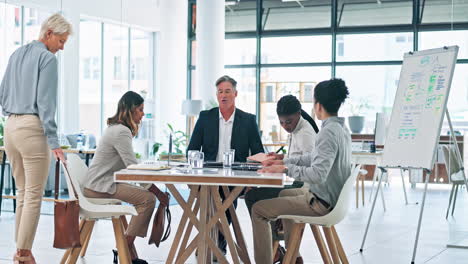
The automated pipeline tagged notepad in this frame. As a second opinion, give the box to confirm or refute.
[247,153,275,163]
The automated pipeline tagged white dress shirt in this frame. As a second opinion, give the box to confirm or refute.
[287,116,317,158]
[216,109,236,161]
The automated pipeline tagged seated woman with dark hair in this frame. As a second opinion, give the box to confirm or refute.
[244,94,319,210]
[83,91,156,264]
[244,94,319,262]
[252,79,351,264]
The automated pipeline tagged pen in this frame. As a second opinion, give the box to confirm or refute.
[275,146,284,154]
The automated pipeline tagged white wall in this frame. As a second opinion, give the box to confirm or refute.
[155,0,188,149]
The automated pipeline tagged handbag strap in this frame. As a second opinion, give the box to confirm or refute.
[54,160,60,200]
[54,160,79,201]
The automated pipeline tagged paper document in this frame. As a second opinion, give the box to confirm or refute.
[127,162,171,171]
[247,153,276,163]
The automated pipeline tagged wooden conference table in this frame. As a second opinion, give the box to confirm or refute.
[114,166,287,264]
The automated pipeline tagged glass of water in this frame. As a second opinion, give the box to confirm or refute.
[187,150,199,168]
[193,152,204,169]
[223,149,235,169]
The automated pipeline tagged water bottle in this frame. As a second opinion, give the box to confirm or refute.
[76,134,83,150]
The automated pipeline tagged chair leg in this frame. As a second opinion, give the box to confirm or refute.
[310,225,332,264]
[79,220,95,257]
[452,184,459,216]
[120,215,138,259]
[356,177,359,208]
[112,217,132,264]
[272,240,280,260]
[0,153,5,215]
[446,184,455,219]
[361,176,365,207]
[323,227,340,264]
[283,223,305,264]
[11,175,16,212]
[331,226,349,264]
[66,220,94,264]
[61,219,86,264]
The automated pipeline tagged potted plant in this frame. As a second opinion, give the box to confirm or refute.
[348,98,371,134]
[159,124,188,161]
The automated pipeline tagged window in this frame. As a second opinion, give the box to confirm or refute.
[103,24,129,124]
[261,36,332,64]
[130,29,153,97]
[336,65,401,133]
[338,0,413,27]
[79,20,102,139]
[24,8,50,44]
[443,64,468,133]
[419,31,468,59]
[262,0,331,30]
[421,0,468,24]
[0,4,21,78]
[225,38,256,65]
[260,67,331,142]
[225,1,256,32]
[337,33,413,62]
[79,20,155,138]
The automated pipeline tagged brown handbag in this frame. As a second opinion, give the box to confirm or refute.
[53,160,82,249]
[148,184,171,247]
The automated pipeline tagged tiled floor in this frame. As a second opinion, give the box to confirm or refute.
[0,174,467,264]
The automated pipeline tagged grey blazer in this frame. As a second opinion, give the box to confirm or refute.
[84,124,137,194]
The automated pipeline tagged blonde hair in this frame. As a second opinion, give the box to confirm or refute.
[39,13,73,39]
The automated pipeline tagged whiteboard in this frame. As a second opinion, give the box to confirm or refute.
[382,46,459,169]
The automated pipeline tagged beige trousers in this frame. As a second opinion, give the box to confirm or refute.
[252,187,330,264]
[4,115,52,250]
[83,183,156,237]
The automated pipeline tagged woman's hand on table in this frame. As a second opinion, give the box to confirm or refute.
[261,159,284,167]
[258,164,286,173]
[266,152,284,160]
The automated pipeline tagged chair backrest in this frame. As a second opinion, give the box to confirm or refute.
[442,145,461,178]
[61,154,96,209]
[67,154,89,193]
[320,164,362,226]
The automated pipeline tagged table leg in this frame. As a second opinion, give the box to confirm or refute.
[165,185,199,263]
[0,151,6,215]
[212,186,240,264]
[222,186,251,264]
[198,186,209,264]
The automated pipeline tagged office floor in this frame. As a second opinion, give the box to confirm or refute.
[0,174,467,264]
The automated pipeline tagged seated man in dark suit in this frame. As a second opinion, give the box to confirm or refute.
[187,75,264,254]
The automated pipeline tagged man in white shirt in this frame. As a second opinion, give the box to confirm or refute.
[187,75,263,162]
[187,75,264,254]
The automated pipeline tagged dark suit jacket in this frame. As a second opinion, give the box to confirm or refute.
[187,107,264,162]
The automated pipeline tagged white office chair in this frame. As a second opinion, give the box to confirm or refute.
[60,154,137,264]
[276,164,361,264]
[442,145,466,219]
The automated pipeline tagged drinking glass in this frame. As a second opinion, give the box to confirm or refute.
[193,152,204,169]
[223,149,235,169]
[187,150,199,168]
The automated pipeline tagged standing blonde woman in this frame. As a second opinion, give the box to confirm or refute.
[0,13,72,264]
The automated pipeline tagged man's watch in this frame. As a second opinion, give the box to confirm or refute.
[283,166,288,175]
